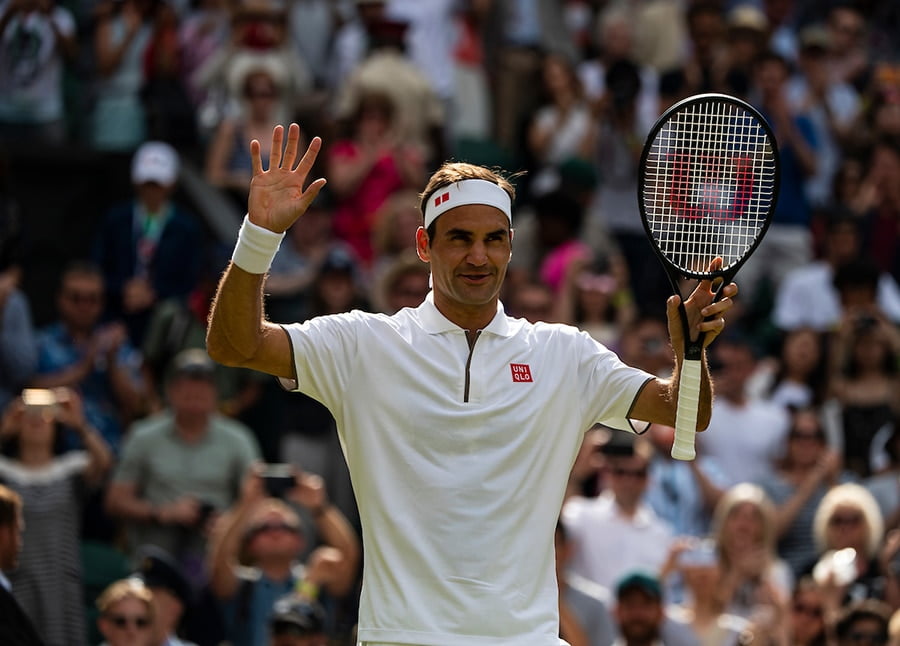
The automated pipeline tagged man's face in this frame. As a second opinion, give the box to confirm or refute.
[416,205,512,316]
[0,512,23,571]
[606,455,650,508]
[58,274,104,332]
[615,588,664,644]
[167,377,217,423]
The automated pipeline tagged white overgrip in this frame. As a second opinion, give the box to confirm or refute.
[671,358,702,460]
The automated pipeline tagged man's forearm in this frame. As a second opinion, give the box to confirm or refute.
[206,263,267,367]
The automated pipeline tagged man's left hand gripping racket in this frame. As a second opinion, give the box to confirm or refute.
[638,93,780,460]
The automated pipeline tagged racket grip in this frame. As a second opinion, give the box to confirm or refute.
[671,358,702,461]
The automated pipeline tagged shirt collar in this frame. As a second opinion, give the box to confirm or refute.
[417,291,515,337]
[0,571,11,592]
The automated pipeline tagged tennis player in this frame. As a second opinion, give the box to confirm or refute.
[206,123,738,646]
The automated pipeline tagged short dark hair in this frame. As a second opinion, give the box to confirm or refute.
[0,484,22,528]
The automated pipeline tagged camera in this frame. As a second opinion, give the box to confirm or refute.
[679,539,717,567]
[22,388,58,414]
[261,463,296,498]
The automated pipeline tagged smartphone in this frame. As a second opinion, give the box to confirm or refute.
[22,388,58,414]
[261,463,296,498]
[679,539,718,567]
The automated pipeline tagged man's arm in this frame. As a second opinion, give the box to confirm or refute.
[630,273,738,430]
[206,123,326,377]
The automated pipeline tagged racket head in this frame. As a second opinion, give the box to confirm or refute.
[638,93,780,283]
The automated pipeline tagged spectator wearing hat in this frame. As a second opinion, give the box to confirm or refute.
[268,594,327,646]
[133,545,198,646]
[612,571,666,646]
[93,140,205,347]
[832,598,892,646]
[207,464,360,646]
[105,348,261,588]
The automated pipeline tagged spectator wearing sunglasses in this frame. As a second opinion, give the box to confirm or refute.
[207,465,360,646]
[96,578,155,646]
[833,599,891,646]
[561,435,674,590]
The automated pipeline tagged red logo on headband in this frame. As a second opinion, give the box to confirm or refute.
[434,192,450,207]
[510,363,533,382]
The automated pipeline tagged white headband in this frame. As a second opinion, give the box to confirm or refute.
[423,179,512,229]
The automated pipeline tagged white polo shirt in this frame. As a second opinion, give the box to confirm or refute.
[282,293,654,645]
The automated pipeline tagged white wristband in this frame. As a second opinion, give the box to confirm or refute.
[231,215,285,274]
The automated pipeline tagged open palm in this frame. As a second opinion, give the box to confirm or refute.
[248,123,327,233]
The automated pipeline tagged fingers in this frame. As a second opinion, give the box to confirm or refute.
[250,139,262,176]
[282,122,301,170]
[295,135,323,175]
[299,177,328,209]
[269,124,284,171]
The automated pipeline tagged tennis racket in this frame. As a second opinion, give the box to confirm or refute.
[637,93,780,460]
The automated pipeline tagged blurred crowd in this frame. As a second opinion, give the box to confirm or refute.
[0,0,899,644]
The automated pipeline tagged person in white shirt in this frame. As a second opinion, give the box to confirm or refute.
[563,437,674,591]
[205,123,739,645]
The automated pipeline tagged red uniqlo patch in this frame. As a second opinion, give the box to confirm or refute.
[510,363,533,382]
[434,192,450,207]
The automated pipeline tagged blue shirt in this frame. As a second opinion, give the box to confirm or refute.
[221,567,300,646]
[35,322,142,453]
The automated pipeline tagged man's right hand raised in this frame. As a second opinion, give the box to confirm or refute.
[247,123,327,234]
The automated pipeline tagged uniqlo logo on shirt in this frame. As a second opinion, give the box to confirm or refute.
[434,192,450,207]
[510,363,533,382]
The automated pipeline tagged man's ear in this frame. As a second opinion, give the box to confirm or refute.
[416,226,430,262]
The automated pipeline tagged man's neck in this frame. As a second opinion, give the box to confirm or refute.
[432,294,498,333]
[257,558,294,582]
[174,417,209,443]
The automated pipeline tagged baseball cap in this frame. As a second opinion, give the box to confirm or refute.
[168,348,216,383]
[269,595,325,636]
[615,570,663,600]
[132,545,192,607]
[131,141,179,186]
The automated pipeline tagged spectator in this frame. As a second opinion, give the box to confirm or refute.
[645,423,727,540]
[758,406,844,578]
[772,208,900,333]
[207,465,360,646]
[31,261,145,452]
[833,599,892,646]
[369,188,423,288]
[0,0,77,145]
[681,1,728,97]
[0,483,42,646]
[204,56,291,208]
[809,482,886,603]
[865,415,900,529]
[105,348,261,587]
[825,281,900,478]
[612,570,667,646]
[738,50,818,305]
[750,327,829,409]
[132,545,198,646]
[788,577,828,646]
[93,140,204,346]
[554,519,617,646]
[90,0,158,151]
[710,483,793,623]
[333,17,444,166]
[525,51,595,198]
[0,388,112,646]
[562,436,674,590]
[721,5,770,98]
[0,261,36,413]
[373,249,430,315]
[327,88,425,268]
[826,3,871,93]
[786,24,861,208]
[616,315,675,379]
[264,190,347,325]
[267,594,328,646]
[95,578,156,646]
[699,334,791,486]
[665,538,753,645]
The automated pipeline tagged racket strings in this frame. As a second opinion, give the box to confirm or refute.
[643,99,776,276]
